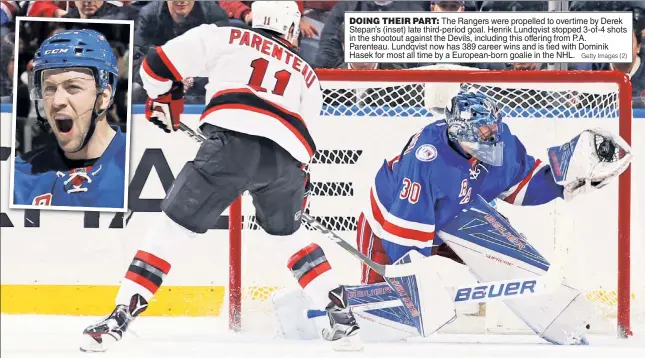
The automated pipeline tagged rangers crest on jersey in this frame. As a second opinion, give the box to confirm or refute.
[415,144,437,162]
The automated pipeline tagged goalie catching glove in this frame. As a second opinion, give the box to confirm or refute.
[547,128,632,201]
[145,82,185,133]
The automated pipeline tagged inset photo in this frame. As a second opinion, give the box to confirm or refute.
[9,17,134,212]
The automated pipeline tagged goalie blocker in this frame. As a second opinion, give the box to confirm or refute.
[274,195,597,345]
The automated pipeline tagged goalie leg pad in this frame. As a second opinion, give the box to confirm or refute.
[273,251,458,342]
[437,195,594,344]
[383,251,457,337]
[272,286,417,343]
[272,288,323,340]
[505,286,594,345]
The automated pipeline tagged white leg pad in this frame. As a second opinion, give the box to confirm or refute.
[271,288,323,340]
[271,287,419,342]
[398,251,458,337]
[504,282,595,344]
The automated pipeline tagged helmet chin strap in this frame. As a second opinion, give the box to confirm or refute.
[72,93,103,153]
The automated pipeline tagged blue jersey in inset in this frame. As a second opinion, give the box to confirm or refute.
[13,127,127,210]
[364,120,564,263]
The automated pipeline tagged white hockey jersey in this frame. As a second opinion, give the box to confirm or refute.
[139,23,323,163]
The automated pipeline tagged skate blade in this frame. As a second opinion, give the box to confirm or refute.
[332,334,364,352]
[79,332,118,353]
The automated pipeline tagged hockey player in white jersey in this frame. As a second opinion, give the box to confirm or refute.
[80,2,362,352]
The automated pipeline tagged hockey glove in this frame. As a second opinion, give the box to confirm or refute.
[547,128,632,201]
[145,82,184,133]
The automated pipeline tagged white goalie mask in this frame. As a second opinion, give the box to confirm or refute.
[252,1,301,46]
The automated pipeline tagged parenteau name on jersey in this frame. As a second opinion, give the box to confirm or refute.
[228,28,317,88]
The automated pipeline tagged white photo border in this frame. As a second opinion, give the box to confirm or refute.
[8,16,135,213]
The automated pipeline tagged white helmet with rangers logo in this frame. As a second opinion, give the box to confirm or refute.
[251,1,301,45]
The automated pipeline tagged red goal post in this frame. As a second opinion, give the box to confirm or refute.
[228,68,633,338]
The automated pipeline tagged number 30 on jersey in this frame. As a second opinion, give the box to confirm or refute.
[399,178,421,204]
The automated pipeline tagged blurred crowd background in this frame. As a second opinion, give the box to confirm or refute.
[1,0,644,110]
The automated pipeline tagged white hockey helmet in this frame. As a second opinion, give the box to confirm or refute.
[251,1,301,45]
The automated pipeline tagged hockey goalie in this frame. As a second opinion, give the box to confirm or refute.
[274,90,633,345]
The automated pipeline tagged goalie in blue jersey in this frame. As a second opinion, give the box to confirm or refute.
[11,29,127,211]
[348,91,633,345]
[275,91,632,346]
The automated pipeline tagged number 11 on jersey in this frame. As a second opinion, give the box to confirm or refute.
[248,58,291,95]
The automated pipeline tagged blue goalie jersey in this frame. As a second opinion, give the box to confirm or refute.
[364,120,565,263]
[13,127,127,209]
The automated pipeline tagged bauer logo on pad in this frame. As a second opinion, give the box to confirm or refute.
[454,279,537,302]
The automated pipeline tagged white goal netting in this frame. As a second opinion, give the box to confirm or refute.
[233,66,644,337]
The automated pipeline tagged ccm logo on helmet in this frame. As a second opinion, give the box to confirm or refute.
[44,49,69,55]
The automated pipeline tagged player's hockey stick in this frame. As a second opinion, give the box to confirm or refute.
[178,122,207,143]
[299,213,421,278]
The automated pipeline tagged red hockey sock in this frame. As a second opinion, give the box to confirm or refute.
[115,213,194,305]
[285,241,340,308]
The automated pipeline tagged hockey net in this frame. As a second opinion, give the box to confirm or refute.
[229,66,642,338]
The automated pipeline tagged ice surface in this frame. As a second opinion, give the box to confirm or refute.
[1,315,644,358]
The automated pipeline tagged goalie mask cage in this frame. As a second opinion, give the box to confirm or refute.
[227,68,638,339]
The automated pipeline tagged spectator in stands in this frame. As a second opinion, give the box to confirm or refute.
[1,1,18,38]
[219,1,320,38]
[1,1,18,25]
[315,1,426,69]
[132,0,228,104]
[19,1,68,18]
[480,1,547,11]
[301,1,338,23]
[0,33,14,101]
[63,0,138,20]
[506,63,545,71]
[431,1,465,12]
[570,1,645,13]
[107,40,128,132]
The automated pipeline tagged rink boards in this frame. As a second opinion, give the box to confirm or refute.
[1,104,644,319]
